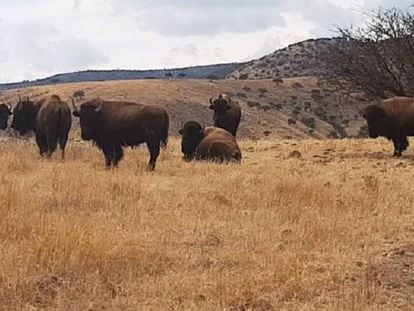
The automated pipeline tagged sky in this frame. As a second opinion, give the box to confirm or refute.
[0,0,411,83]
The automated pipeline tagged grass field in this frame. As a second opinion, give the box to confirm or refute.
[1,135,413,310]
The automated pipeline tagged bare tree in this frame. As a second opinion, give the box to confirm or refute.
[323,7,414,98]
[73,90,85,99]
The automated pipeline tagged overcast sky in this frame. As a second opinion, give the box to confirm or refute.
[0,0,411,83]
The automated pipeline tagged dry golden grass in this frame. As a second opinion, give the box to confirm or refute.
[1,134,414,310]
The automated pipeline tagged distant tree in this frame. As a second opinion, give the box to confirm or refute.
[239,73,249,80]
[50,78,60,85]
[206,74,219,80]
[292,82,303,89]
[73,90,85,99]
[177,72,186,78]
[272,77,284,85]
[165,72,173,79]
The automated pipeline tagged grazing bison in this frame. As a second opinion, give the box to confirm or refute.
[72,98,169,170]
[0,103,12,130]
[363,96,414,157]
[209,94,241,137]
[11,95,72,158]
[179,120,242,163]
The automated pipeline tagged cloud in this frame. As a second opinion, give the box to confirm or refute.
[113,0,287,36]
[363,0,413,10]
[170,44,199,57]
[0,0,411,83]
[0,20,108,82]
[73,0,83,9]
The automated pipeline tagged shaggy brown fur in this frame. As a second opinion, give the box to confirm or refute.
[179,121,241,163]
[72,98,169,170]
[209,94,241,137]
[11,95,72,158]
[363,96,414,156]
[0,103,12,130]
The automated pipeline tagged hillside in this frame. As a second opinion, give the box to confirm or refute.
[0,63,243,91]
[0,78,368,139]
[0,37,342,91]
[228,38,341,80]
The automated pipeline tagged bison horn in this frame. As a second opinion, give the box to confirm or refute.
[6,102,12,111]
[209,97,213,104]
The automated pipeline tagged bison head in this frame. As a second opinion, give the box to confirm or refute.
[0,103,12,130]
[363,105,387,138]
[11,97,38,135]
[179,121,204,161]
[209,94,231,114]
[72,99,103,141]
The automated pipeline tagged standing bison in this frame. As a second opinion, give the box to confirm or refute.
[11,95,72,158]
[72,98,169,170]
[363,96,414,157]
[179,121,242,163]
[209,94,241,137]
[0,103,12,130]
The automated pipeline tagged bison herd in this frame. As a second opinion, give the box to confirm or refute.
[0,93,242,170]
[1,93,414,169]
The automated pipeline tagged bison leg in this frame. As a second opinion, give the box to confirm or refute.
[43,134,59,158]
[392,135,409,157]
[102,145,123,168]
[111,145,124,166]
[103,152,112,168]
[146,140,160,171]
[35,131,48,157]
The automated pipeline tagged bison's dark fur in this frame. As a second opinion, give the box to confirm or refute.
[11,95,72,158]
[72,98,169,170]
[0,103,12,130]
[209,94,241,137]
[179,121,242,163]
[363,96,414,157]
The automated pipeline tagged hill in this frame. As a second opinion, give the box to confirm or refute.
[0,78,367,139]
[228,38,341,80]
[0,37,343,91]
[0,63,243,91]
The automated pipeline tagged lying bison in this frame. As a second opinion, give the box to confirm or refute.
[0,103,12,130]
[363,96,414,157]
[209,94,241,137]
[11,95,72,158]
[179,121,242,163]
[72,98,169,170]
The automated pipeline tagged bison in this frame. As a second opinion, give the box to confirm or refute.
[72,98,169,170]
[179,121,242,163]
[11,95,72,158]
[0,103,12,130]
[363,96,414,157]
[209,94,241,137]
